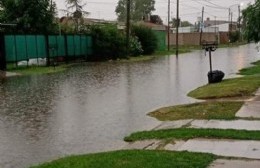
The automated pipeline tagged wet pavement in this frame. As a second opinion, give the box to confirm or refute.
[0,44,259,168]
[209,159,260,168]
[236,89,260,118]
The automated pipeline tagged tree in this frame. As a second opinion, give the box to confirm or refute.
[115,0,155,22]
[171,18,193,28]
[0,0,58,33]
[65,0,89,32]
[242,0,260,42]
[150,15,163,25]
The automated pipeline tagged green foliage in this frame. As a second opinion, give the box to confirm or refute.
[115,0,155,22]
[30,150,215,168]
[171,18,193,28]
[130,36,143,56]
[229,31,240,43]
[88,24,127,61]
[131,25,158,55]
[0,0,58,33]
[242,0,260,42]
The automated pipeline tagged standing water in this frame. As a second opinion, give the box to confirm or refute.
[0,44,259,168]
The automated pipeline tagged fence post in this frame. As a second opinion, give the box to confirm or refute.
[45,35,50,66]
[0,33,6,71]
[64,35,69,63]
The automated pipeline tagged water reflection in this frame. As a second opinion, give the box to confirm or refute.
[0,44,259,168]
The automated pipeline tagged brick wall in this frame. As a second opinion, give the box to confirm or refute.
[168,32,219,46]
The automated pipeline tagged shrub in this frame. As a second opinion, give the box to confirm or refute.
[131,25,158,55]
[88,24,127,61]
[229,31,240,43]
[130,36,143,56]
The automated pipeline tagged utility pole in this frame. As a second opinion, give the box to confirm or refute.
[126,0,130,56]
[167,0,170,51]
[238,5,241,41]
[199,6,204,45]
[231,12,233,32]
[176,0,179,56]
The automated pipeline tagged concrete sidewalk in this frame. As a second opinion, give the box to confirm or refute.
[125,88,260,167]
[154,119,260,131]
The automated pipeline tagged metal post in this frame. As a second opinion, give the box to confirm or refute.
[199,7,204,45]
[238,5,241,41]
[45,35,50,66]
[209,48,213,73]
[126,0,131,56]
[176,0,179,56]
[0,33,6,71]
[167,0,170,51]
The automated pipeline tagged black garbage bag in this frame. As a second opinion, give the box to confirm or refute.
[208,70,225,84]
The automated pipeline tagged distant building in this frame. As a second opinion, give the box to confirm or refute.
[204,17,238,32]
[204,17,229,27]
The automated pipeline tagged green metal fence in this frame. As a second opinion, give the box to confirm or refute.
[4,34,92,63]
[153,30,166,51]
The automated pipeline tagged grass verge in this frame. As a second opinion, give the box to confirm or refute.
[239,60,260,76]
[30,150,215,168]
[7,64,69,76]
[188,75,260,99]
[124,128,260,142]
[148,101,243,121]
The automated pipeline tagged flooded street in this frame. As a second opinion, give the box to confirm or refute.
[0,44,259,168]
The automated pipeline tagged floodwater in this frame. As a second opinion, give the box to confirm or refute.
[0,44,259,168]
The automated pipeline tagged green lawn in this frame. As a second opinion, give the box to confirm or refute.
[30,150,215,168]
[239,60,260,75]
[188,76,260,99]
[148,101,243,121]
[124,128,260,142]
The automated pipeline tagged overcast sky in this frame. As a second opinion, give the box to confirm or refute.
[54,0,255,24]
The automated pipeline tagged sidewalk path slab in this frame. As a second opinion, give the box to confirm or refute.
[190,120,260,131]
[153,119,193,130]
[165,138,260,159]
[154,120,260,131]
[124,140,161,150]
[236,102,260,118]
[209,159,260,168]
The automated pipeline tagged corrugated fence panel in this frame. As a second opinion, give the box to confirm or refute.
[15,35,27,61]
[36,35,47,58]
[48,35,58,58]
[5,35,16,62]
[57,36,65,57]
[26,35,37,59]
[80,36,87,56]
[4,34,92,64]
[74,35,81,56]
[87,36,93,55]
[67,35,75,57]
[153,30,166,51]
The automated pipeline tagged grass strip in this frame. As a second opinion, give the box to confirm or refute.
[239,60,260,76]
[7,64,69,76]
[188,76,260,99]
[149,101,243,121]
[124,128,260,142]
[30,150,215,168]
